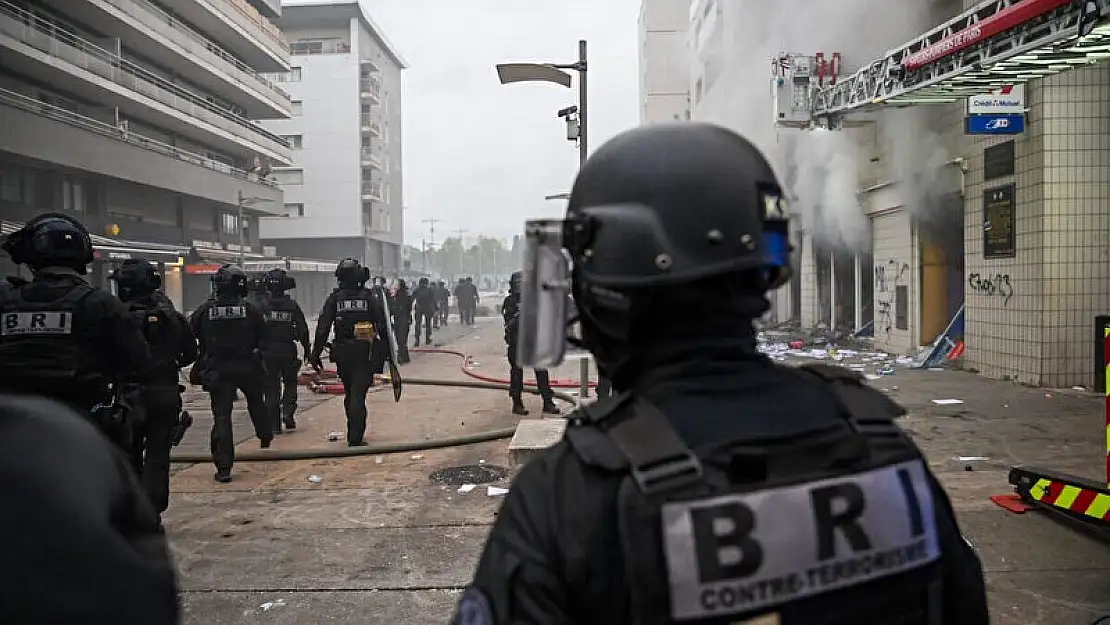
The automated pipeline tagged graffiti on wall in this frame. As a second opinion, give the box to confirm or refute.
[874,258,909,338]
[968,273,1013,305]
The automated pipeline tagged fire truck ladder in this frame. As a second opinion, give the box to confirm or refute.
[811,0,1110,125]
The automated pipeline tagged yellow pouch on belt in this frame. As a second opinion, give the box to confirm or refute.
[354,321,376,341]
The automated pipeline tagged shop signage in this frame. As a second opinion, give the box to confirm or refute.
[192,240,223,250]
[185,264,223,275]
[982,184,1016,259]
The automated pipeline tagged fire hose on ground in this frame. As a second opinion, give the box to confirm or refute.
[168,349,580,463]
[302,347,598,394]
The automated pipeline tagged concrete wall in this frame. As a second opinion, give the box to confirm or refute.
[638,0,690,124]
[961,65,1110,387]
[870,210,916,354]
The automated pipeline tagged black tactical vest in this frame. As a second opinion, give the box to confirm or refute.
[261,295,297,357]
[0,283,95,384]
[129,300,178,376]
[332,289,377,343]
[565,364,943,625]
[202,299,254,360]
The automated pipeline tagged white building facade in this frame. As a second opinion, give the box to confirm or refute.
[0,0,292,310]
[689,0,1110,388]
[637,0,690,124]
[259,0,406,275]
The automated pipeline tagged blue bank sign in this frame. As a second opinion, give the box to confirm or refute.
[965,114,1025,135]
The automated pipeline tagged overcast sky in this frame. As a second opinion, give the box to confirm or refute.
[362,0,642,247]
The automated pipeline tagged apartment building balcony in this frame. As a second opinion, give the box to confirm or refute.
[360,116,381,137]
[359,75,380,104]
[0,86,282,210]
[362,202,390,234]
[360,181,384,201]
[36,0,291,118]
[359,148,383,170]
[0,0,291,164]
[172,0,288,72]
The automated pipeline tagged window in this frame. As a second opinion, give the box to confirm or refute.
[284,202,305,217]
[221,212,238,235]
[361,136,370,147]
[62,177,85,213]
[277,67,302,82]
[282,134,302,149]
[0,165,36,205]
[272,169,303,185]
[291,100,303,115]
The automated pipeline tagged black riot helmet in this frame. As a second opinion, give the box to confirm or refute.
[418,277,429,287]
[108,259,162,301]
[515,123,793,380]
[264,268,295,294]
[334,258,369,288]
[1,212,95,274]
[211,264,249,298]
[509,271,523,294]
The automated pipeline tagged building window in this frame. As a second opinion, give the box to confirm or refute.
[277,67,303,82]
[284,203,304,217]
[282,134,303,149]
[221,212,238,235]
[62,177,85,213]
[291,100,303,115]
[272,169,303,185]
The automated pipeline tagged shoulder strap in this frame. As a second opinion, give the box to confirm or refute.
[604,398,703,496]
[793,363,912,450]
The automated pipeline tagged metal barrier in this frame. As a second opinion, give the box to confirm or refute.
[0,87,275,186]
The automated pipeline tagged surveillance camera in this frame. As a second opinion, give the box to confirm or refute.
[557,105,578,118]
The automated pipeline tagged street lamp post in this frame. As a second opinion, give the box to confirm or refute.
[237,190,273,267]
[497,40,595,399]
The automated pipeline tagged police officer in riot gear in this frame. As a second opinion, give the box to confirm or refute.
[502,270,558,416]
[412,276,436,346]
[189,264,271,483]
[109,259,198,520]
[452,124,988,625]
[391,278,413,363]
[259,268,311,434]
[310,258,391,446]
[0,213,152,450]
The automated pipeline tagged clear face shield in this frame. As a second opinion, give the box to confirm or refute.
[516,219,573,369]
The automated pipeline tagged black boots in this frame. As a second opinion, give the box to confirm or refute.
[511,397,528,415]
[541,400,560,415]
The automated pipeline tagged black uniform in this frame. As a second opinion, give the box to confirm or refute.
[189,265,270,481]
[0,394,179,624]
[259,270,311,434]
[412,279,436,346]
[0,213,151,452]
[502,279,557,416]
[391,280,413,363]
[436,281,450,326]
[453,279,468,325]
[121,286,197,516]
[453,123,988,625]
[311,259,390,446]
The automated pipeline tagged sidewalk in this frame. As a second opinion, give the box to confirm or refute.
[166,318,528,623]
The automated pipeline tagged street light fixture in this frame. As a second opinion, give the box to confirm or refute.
[544,192,570,201]
[237,190,273,267]
[496,40,595,399]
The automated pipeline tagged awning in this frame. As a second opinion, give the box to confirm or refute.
[1,219,187,263]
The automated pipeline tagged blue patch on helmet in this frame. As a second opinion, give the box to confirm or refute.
[763,230,790,268]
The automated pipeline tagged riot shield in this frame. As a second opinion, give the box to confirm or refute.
[374,286,403,401]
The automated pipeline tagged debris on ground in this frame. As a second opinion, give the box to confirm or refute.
[931,399,964,405]
[457,484,476,494]
[487,486,508,497]
[327,431,344,441]
[257,599,286,612]
[306,475,323,484]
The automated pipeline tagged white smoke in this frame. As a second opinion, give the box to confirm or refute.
[691,0,961,250]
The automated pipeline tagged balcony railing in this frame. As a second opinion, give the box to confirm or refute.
[361,181,383,199]
[360,148,382,169]
[360,76,381,99]
[360,117,381,136]
[107,0,289,103]
[291,40,351,55]
[0,0,289,150]
[218,0,288,54]
[0,86,276,186]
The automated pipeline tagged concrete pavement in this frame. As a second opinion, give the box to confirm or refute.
[166,319,1110,623]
